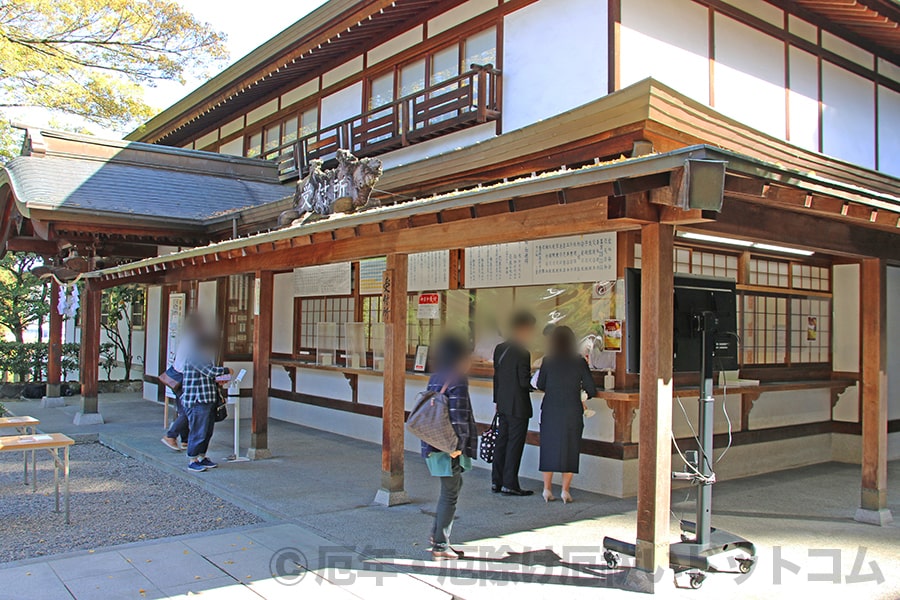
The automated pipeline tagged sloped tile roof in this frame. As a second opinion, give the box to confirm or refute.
[5,154,291,223]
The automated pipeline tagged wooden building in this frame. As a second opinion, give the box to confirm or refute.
[1,0,898,584]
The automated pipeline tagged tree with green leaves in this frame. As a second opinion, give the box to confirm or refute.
[100,284,144,380]
[0,252,49,343]
[0,0,228,159]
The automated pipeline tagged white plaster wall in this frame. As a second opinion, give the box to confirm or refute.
[272,273,294,354]
[502,0,607,131]
[887,266,900,422]
[620,0,710,104]
[713,14,785,138]
[748,389,832,430]
[877,85,900,178]
[822,62,876,169]
[143,285,162,400]
[788,47,820,151]
[197,281,217,324]
[832,264,860,373]
[320,82,363,129]
[428,0,496,37]
[377,123,495,171]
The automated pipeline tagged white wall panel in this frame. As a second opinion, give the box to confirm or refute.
[367,26,423,66]
[218,137,243,157]
[377,122,495,170]
[143,286,162,400]
[272,273,294,354]
[720,0,783,27]
[877,85,900,177]
[428,0,496,37]
[832,264,859,373]
[280,79,319,109]
[322,55,363,89]
[878,58,900,85]
[197,281,217,325]
[788,15,817,44]
[788,46,820,151]
[888,267,900,421]
[246,99,278,125]
[822,31,873,70]
[502,0,607,131]
[713,14,785,138]
[320,82,363,128]
[620,0,709,104]
[822,62,876,168]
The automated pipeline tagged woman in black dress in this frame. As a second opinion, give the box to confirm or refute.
[536,326,597,503]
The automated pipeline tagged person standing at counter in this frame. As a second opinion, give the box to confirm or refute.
[423,334,478,560]
[491,310,537,496]
[536,325,597,503]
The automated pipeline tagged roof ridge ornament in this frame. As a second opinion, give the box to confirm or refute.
[279,149,383,227]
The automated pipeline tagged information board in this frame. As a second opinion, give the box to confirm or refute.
[359,257,387,295]
[294,262,352,297]
[408,251,450,291]
[465,233,616,288]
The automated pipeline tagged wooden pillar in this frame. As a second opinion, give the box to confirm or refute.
[855,258,893,525]
[634,223,674,575]
[75,279,104,425]
[375,253,410,506]
[249,271,273,460]
[46,280,63,398]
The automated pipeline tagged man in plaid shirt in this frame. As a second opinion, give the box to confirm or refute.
[182,335,231,472]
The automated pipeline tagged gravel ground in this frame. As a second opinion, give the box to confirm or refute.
[0,441,263,563]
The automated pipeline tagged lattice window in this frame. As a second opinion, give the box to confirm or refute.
[296,297,354,349]
[224,274,255,358]
[790,297,831,364]
[791,264,831,292]
[739,294,788,365]
[749,258,789,287]
[691,250,738,279]
[362,296,383,352]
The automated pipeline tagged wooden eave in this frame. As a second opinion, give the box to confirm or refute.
[92,144,900,288]
[129,0,470,147]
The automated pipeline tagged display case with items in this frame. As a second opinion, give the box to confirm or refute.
[316,322,339,366]
[344,322,367,369]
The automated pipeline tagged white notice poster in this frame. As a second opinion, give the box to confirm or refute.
[464,233,616,288]
[294,263,352,297]
[408,251,450,291]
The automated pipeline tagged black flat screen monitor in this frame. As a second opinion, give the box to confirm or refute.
[624,268,738,373]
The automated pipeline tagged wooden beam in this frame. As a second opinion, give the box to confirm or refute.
[855,258,893,525]
[634,222,675,575]
[46,280,62,397]
[78,280,102,420]
[374,253,410,506]
[150,198,632,284]
[250,271,274,460]
[692,198,900,262]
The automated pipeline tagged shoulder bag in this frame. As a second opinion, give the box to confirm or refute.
[406,380,458,454]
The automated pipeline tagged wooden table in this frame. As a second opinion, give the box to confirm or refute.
[0,433,74,524]
[0,416,40,487]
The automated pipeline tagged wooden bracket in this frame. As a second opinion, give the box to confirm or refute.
[606,398,637,444]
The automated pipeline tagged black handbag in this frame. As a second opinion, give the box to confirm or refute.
[214,387,228,422]
[480,413,499,463]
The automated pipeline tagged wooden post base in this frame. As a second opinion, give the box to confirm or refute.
[374,472,409,506]
[854,507,893,527]
[248,447,273,460]
[41,397,66,408]
[73,411,104,426]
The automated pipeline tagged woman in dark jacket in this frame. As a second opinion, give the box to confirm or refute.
[536,326,597,503]
[422,334,478,560]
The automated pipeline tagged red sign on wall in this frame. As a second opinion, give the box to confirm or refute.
[417,293,440,319]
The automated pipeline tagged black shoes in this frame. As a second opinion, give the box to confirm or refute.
[491,484,501,493]
[500,487,534,496]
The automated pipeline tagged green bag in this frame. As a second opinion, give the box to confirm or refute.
[425,452,472,477]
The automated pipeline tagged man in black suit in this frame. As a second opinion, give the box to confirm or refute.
[491,311,537,496]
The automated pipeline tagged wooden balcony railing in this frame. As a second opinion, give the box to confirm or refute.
[268,65,501,181]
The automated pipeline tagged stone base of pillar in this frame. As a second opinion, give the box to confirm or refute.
[248,448,272,460]
[73,412,104,426]
[373,488,410,507]
[854,507,894,526]
[618,566,675,593]
[41,396,66,408]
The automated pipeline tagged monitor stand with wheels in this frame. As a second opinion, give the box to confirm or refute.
[602,311,756,589]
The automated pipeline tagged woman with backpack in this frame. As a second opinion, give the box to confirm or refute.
[422,334,478,561]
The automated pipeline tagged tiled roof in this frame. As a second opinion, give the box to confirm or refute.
[4,154,291,223]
